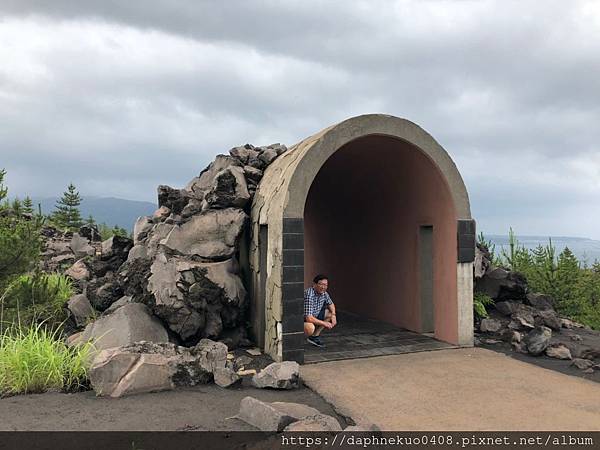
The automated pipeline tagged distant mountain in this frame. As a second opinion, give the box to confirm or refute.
[28,196,157,231]
[486,234,600,265]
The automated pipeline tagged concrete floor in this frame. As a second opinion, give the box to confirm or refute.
[301,347,600,430]
[304,311,456,363]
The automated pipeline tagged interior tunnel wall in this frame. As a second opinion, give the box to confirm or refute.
[304,135,458,341]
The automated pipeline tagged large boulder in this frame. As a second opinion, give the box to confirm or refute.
[204,166,250,209]
[89,340,227,397]
[524,326,552,356]
[161,208,247,260]
[101,235,133,261]
[147,254,204,341]
[536,309,562,331]
[545,344,572,360]
[143,222,175,259]
[133,216,153,245]
[67,294,95,327]
[252,361,300,389]
[86,274,124,311]
[77,303,169,354]
[79,224,102,242]
[479,318,503,333]
[65,259,90,281]
[475,267,527,301]
[146,254,246,342]
[70,233,95,259]
[230,145,259,165]
[157,185,189,214]
[185,155,242,201]
[526,293,554,311]
[474,243,492,279]
[235,397,321,432]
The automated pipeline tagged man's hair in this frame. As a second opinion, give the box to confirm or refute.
[313,274,328,284]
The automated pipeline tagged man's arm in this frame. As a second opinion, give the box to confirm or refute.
[305,314,333,329]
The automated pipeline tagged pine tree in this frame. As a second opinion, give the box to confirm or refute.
[11,197,22,215]
[22,196,34,214]
[555,247,581,315]
[52,183,83,231]
[0,169,43,289]
[86,215,96,226]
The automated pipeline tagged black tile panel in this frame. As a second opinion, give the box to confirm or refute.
[282,331,305,350]
[283,249,304,266]
[283,218,304,234]
[283,233,304,250]
[457,219,476,235]
[458,247,475,263]
[282,282,304,302]
[283,298,304,316]
[457,219,476,263]
[282,265,304,283]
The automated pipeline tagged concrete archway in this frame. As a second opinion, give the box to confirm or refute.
[249,114,475,363]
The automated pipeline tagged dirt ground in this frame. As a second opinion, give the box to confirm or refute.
[301,347,600,431]
[0,380,347,431]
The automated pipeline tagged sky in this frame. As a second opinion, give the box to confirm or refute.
[1,1,599,239]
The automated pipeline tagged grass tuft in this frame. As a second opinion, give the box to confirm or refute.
[0,322,93,396]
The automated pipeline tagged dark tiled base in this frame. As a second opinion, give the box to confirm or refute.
[304,311,458,364]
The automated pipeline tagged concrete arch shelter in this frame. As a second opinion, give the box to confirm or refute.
[249,114,475,363]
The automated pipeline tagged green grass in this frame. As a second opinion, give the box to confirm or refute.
[0,322,93,396]
[0,272,74,332]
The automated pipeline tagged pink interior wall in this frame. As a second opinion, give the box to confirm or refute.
[303,135,459,343]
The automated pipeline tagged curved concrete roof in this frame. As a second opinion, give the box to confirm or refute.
[254,113,472,224]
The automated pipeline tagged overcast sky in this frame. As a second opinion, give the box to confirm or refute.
[1,1,599,239]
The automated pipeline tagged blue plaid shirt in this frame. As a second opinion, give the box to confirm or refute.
[304,287,333,318]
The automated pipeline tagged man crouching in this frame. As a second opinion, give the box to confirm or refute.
[304,274,337,348]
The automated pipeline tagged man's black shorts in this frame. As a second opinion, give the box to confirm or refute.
[316,303,328,321]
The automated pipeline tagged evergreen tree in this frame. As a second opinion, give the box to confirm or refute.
[555,247,581,315]
[0,169,43,289]
[11,197,22,215]
[52,183,83,231]
[86,215,96,226]
[22,196,34,214]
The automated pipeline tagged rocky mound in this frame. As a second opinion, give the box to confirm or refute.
[474,243,600,375]
[60,143,287,350]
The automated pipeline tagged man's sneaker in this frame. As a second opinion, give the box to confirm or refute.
[307,336,325,348]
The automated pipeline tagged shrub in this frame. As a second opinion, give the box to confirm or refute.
[0,322,92,395]
[0,272,74,332]
[473,292,494,319]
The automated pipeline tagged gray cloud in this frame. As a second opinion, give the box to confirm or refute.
[0,1,599,238]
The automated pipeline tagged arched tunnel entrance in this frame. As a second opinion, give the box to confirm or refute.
[249,114,475,364]
[302,135,459,362]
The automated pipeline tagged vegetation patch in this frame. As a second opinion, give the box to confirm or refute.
[0,323,93,396]
[479,229,600,329]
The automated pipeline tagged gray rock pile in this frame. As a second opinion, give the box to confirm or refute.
[474,243,600,373]
[60,143,287,350]
[39,225,102,273]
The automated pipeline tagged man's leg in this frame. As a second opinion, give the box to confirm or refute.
[304,322,315,336]
[312,310,332,337]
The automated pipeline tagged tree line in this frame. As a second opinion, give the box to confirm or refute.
[0,169,128,291]
[479,228,600,330]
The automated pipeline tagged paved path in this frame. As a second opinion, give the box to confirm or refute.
[301,347,600,430]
